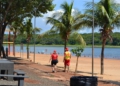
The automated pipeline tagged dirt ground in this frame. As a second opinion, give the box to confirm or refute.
[9,52,120,86]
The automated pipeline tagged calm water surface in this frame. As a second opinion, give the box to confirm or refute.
[4,45,120,59]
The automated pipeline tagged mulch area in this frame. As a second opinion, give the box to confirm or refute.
[7,56,120,86]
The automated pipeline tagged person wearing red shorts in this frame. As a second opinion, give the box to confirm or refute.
[63,47,71,72]
[49,50,58,73]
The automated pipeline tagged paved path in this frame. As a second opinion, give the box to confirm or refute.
[0,56,120,86]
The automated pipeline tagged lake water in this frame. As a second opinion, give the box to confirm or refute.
[3,45,120,59]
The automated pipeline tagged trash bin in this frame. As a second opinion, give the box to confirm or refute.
[70,76,98,86]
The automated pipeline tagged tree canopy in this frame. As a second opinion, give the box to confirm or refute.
[84,0,120,74]
[46,1,85,52]
[0,0,55,56]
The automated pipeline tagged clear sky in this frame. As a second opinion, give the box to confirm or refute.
[32,0,120,34]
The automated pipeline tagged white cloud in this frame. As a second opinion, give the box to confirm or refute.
[31,11,55,33]
[35,9,80,33]
[33,0,120,34]
[32,9,65,33]
[115,0,120,3]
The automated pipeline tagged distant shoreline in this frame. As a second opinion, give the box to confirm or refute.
[4,45,120,59]
[9,44,120,48]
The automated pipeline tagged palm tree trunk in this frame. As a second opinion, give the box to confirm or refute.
[64,39,67,52]
[27,40,29,59]
[12,35,15,56]
[13,32,16,56]
[101,39,106,75]
[13,42,15,56]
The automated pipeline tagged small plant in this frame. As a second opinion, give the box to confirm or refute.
[71,47,84,57]
[71,46,84,75]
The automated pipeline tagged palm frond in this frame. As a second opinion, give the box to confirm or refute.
[70,32,86,47]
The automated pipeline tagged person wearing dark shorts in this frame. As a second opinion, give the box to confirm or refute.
[49,50,58,73]
[51,60,58,66]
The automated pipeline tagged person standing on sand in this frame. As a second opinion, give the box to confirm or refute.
[63,47,71,72]
[49,50,58,73]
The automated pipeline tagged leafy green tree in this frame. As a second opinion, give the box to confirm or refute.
[0,0,54,56]
[6,32,120,45]
[46,1,85,52]
[84,0,120,74]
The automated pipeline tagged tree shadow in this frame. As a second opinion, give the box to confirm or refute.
[57,66,64,69]
[45,64,51,67]
[76,70,98,75]
[76,70,120,86]
[99,80,120,86]
[7,56,22,60]
[6,56,31,65]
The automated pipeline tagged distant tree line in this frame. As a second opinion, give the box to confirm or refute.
[3,32,120,46]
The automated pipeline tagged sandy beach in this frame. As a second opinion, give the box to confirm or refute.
[9,52,120,82]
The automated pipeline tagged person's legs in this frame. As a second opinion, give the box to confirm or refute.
[65,60,70,72]
[52,64,55,72]
[63,65,66,72]
[55,60,58,72]
[54,62,57,72]
[52,60,57,73]
[66,65,69,72]
[63,60,67,72]
[51,60,55,72]
[54,65,57,72]
[64,65,69,72]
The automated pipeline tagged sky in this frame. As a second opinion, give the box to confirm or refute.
[32,0,120,34]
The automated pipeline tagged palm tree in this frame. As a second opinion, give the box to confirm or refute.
[70,32,86,47]
[23,18,41,59]
[8,21,21,56]
[46,1,85,52]
[84,0,120,74]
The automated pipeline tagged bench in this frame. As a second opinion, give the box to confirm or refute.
[0,74,28,86]
[14,69,25,76]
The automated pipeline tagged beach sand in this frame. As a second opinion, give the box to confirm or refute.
[9,52,120,82]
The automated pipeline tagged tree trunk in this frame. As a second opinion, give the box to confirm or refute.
[1,46,6,58]
[0,35,2,57]
[13,43,15,56]
[0,24,7,57]
[101,39,106,75]
[75,56,79,76]
[64,39,67,52]
[0,25,3,57]
[13,32,16,56]
[27,40,29,59]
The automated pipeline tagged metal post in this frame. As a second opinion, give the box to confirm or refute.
[8,31,10,55]
[33,11,36,63]
[92,0,94,76]
[33,2,42,63]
